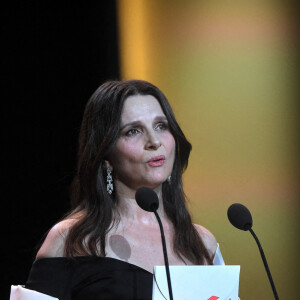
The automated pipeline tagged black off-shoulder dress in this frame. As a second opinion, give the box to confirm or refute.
[25,256,153,300]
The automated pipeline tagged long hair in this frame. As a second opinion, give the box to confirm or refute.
[64,80,212,264]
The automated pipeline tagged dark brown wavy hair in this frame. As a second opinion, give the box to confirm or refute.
[64,79,212,265]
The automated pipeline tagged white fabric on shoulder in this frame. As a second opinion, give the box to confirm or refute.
[213,243,225,265]
[10,285,58,300]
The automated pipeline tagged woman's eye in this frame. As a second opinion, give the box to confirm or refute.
[125,128,140,136]
[156,122,168,131]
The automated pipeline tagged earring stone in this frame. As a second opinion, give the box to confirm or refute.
[107,167,113,194]
[167,175,171,183]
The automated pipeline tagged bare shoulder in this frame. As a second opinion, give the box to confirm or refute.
[36,219,75,259]
[194,224,218,257]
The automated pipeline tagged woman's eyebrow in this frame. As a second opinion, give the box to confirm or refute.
[120,121,141,131]
[154,116,168,122]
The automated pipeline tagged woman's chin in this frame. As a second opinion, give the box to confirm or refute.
[136,178,168,191]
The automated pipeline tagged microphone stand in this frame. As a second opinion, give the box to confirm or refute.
[154,211,173,300]
[249,228,279,300]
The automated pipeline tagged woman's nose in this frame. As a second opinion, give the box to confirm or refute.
[145,132,161,150]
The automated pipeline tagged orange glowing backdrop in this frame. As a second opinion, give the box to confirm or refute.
[117,1,299,298]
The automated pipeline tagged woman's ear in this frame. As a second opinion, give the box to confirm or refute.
[104,160,113,172]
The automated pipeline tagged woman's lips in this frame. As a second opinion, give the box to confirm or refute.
[147,155,166,167]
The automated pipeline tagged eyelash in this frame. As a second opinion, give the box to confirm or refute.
[125,128,141,137]
[124,122,168,137]
[156,122,168,131]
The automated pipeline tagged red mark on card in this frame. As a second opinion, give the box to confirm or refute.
[207,297,219,300]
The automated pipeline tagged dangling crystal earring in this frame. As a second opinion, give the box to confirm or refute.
[167,175,171,184]
[107,167,113,194]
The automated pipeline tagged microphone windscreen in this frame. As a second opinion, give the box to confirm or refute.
[227,203,253,231]
[135,187,159,212]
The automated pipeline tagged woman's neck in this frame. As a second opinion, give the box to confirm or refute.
[114,180,166,226]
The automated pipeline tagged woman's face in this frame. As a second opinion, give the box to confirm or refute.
[108,94,175,191]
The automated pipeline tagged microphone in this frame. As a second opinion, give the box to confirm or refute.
[227,203,279,300]
[135,187,159,212]
[227,203,253,231]
[135,187,173,300]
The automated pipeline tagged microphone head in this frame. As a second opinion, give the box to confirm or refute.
[135,187,159,212]
[227,203,253,231]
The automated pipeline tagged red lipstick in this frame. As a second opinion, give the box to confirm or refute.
[147,155,166,167]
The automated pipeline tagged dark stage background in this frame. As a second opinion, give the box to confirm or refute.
[3,1,120,297]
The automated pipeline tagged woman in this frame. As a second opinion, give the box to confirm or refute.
[26,80,219,299]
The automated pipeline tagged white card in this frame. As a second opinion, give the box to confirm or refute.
[152,265,240,300]
[10,285,58,300]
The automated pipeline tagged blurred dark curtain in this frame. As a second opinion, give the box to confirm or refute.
[2,1,120,297]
